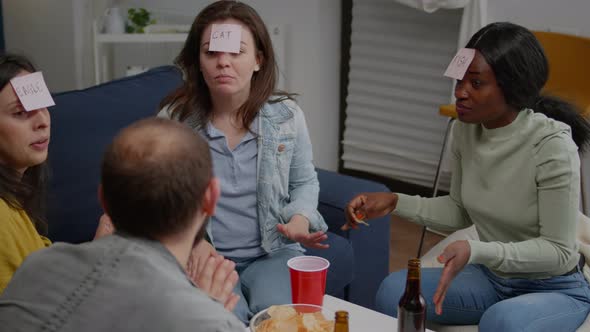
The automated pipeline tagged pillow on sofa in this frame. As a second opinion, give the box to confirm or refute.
[47,66,183,243]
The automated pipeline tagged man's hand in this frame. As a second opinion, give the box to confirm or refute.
[194,255,240,312]
[276,214,329,249]
[433,240,471,315]
[94,213,114,240]
[187,240,218,279]
[342,192,397,231]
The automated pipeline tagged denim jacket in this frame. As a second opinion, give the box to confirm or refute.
[159,99,327,253]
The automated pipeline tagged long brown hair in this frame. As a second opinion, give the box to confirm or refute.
[0,54,49,235]
[159,0,293,130]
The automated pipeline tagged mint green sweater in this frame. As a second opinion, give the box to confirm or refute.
[395,110,581,279]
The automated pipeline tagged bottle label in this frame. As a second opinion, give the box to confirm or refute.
[397,309,426,332]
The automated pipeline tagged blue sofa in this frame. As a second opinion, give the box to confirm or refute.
[46,66,390,310]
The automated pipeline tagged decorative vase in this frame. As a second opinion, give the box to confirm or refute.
[103,7,125,34]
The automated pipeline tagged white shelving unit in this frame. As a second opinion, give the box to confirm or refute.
[92,22,287,88]
[95,33,188,43]
[92,22,188,84]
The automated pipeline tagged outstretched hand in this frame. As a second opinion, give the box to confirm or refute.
[277,214,329,249]
[342,192,397,230]
[433,240,471,315]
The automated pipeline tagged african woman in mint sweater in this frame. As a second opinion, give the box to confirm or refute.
[345,22,590,332]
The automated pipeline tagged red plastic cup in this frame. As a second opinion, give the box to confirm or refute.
[287,256,330,307]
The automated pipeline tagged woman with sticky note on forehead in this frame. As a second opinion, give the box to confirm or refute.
[0,54,52,294]
[345,22,590,331]
[158,1,329,323]
[0,55,119,295]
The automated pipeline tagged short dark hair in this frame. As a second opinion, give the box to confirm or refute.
[467,22,590,150]
[0,53,49,235]
[101,118,212,239]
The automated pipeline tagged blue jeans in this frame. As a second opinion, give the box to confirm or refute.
[230,248,303,324]
[376,264,590,332]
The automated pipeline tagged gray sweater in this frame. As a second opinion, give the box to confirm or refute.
[395,110,581,279]
[0,234,245,332]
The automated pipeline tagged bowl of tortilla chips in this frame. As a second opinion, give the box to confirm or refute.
[250,304,335,332]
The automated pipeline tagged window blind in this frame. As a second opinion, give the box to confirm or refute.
[341,0,462,190]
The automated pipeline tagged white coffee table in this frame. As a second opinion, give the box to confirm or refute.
[245,295,436,332]
[323,295,435,332]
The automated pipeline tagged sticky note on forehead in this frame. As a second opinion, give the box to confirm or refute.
[443,48,476,80]
[10,72,55,112]
[209,24,242,54]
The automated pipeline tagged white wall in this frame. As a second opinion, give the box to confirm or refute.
[3,0,77,92]
[487,0,590,37]
[2,0,342,171]
[248,0,342,171]
[107,0,343,170]
[9,1,590,172]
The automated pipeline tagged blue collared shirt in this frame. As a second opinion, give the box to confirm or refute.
[200,117,265,259]
[159,99,327,254]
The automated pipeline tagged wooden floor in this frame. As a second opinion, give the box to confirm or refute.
[389,215,445,272]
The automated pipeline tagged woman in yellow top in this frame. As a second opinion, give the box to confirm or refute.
[0,54,52,293]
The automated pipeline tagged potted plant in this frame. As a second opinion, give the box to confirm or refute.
[126,8,156,33]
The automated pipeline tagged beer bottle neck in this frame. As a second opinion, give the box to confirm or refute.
[334,310,349,332]
[405,260,421,292]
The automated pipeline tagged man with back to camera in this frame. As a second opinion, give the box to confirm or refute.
[0,118,245,331]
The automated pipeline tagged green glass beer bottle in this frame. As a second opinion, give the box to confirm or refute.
[397,258,426,332]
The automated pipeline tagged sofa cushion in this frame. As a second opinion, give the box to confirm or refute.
[316,168,391,309]
[44,66,357,307]
[47,66,183,243]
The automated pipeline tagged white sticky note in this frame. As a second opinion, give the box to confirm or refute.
[443,48,476,80]
[10,72,55,111]
[209,24,242,54]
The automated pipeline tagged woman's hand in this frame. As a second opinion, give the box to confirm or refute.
[342,192,398,230]
[193,255,240,312]
[433,240,471,315]
[94,213,115,240]
[277,214,329,249]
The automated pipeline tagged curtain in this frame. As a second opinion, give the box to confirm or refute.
[392,0,487,48]
[341,0,462,190]
[391,0,488,175]
[393,0,470,13]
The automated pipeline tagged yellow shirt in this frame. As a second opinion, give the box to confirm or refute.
[0,199,51,294]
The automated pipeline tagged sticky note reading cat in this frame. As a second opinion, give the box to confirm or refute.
[209,24,242,54]
[443,48,476,80]
[10,72,55,111]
